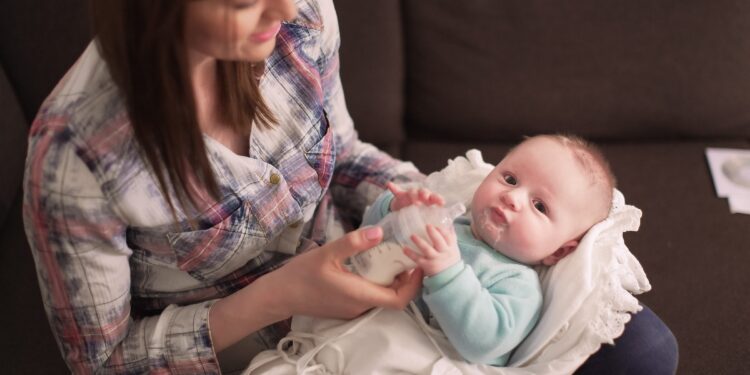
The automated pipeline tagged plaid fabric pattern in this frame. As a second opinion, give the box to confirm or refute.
[22,0,420,373]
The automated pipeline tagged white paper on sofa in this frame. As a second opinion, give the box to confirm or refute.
[705,147,750,214]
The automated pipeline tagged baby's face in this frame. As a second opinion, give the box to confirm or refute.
[470,137,601,265]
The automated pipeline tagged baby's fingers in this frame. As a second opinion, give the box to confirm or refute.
[434,225,457,244]
[403,247,422,263]
[426,224,449,250]
[410,234,438,258]
[425,190,445,206]
[417,188,445,206]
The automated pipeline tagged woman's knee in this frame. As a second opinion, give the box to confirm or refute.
[576,305,678,375]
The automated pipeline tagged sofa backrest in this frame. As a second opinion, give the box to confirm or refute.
[336,0,407,156]
[0,0,90,227]
[0,65,28,226]
[5,0,750,153]
[0,0,91,121]
[399,0,750,143]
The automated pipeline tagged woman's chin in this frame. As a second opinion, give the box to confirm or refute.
[239,42,277,63]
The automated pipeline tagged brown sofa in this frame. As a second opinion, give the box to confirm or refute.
[2,1,749,374]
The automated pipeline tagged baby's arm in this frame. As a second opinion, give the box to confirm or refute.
[421,263,542,365]
[361,183,445,227]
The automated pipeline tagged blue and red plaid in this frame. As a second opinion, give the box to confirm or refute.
[23,0,421,373]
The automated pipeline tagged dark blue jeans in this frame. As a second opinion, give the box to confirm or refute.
[575,305,678,375]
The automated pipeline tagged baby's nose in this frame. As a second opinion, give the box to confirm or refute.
[500,190,522,211]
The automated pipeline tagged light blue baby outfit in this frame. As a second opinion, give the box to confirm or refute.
[363,192,542,366]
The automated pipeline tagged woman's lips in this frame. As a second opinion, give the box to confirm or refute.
[250,22,282,43]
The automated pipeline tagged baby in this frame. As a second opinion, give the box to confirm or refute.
[361,134,617,366]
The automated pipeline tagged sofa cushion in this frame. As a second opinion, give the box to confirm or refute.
[0,64,28,226]
[403,0,750,142]
[0,195,68,373]
[335,0,406,155]
[0,0,90,120]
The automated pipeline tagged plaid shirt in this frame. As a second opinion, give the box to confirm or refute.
[22,0,420,373]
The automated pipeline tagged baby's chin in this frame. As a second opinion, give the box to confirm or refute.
[470,219,507,251]
[470,223,541,265]
[471,215,506,247]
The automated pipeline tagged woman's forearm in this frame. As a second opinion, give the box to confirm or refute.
[208,227,423,352]
[208,273,289,352]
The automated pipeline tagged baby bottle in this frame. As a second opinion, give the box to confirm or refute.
[350,203,466,285]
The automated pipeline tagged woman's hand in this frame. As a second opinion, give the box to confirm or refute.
[387,182,445,211]
[404,224,461,277]
[269,226,423,317]
[209,226,423,352]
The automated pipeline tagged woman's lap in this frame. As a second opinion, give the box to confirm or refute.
[575,305,678,375]
[221,304,679,374]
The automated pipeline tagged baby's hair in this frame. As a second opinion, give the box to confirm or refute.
[523,134,617,222]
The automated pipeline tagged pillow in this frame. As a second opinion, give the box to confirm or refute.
[244,150,651,375]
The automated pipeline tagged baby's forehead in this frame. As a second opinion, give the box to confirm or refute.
[499,136,613,219]
[516,136,567,152]
[498,144,599,193]
[497,139,579,171]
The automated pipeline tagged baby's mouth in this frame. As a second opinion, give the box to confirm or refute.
[474,207,508,249]
[489,206,507,225]
[479,207,508,231]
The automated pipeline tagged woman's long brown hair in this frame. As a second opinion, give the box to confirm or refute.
[90,0,276,221]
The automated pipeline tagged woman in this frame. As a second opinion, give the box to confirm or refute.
[25,0,422,372]
[24,0,676,373]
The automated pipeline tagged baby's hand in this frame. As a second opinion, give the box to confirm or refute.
[403,224,461,277]
[387,182,445,212]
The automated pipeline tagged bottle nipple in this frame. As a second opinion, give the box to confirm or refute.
[445,203,467,221]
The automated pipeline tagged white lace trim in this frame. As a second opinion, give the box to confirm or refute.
[588,190,650,344]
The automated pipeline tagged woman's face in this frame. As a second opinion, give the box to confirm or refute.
[184,0,297,63]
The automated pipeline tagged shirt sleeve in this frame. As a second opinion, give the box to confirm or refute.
[361,191,395,227]
[422,259,542,366]
[23,122,220,374]
[316,0,422,223]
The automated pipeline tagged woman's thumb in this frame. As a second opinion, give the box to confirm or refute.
[330,226,383,260]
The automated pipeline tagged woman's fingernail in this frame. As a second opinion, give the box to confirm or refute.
[364,226,382,240]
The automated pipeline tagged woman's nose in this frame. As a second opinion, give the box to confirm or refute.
[265,0,298,22]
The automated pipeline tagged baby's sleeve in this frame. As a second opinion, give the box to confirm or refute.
[422,263,542,366]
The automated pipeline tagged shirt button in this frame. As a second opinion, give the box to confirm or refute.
[269,173,281,185]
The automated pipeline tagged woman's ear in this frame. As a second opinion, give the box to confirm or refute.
[541,240,579,266]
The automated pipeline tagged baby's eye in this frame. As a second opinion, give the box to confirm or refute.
[503,174,517,185]
[533,200,547,214]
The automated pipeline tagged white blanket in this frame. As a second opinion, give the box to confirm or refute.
[244,150,651,375]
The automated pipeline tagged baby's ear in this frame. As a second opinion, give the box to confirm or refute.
[541,240,579,266]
